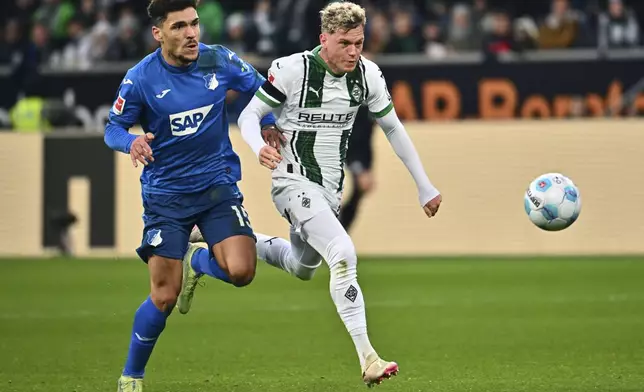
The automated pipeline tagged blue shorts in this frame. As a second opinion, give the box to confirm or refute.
[136,183,255,263]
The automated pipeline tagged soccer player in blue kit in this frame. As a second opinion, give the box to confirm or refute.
[103,1,278,391]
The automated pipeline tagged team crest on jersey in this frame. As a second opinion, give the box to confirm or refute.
[351,84,363,102]
[146,229,163,247]
[203,73,219,90]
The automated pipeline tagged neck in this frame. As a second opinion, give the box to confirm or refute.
[318,47,343,76]
[161,46,191,67]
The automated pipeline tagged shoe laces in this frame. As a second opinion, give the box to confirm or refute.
[187,274,205,293]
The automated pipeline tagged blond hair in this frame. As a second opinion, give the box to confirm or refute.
[320,1,366,34]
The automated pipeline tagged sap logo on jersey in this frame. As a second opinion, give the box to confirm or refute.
[169,104,214,136]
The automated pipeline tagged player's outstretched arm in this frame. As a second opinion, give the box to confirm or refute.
[365,59,441,217]
[238,95,282,170]
[375,110,442,217]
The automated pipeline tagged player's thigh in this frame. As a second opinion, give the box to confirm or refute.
[273,183,348,263]
[196,198,257,286]
[272,183,332,233]
[212,235,257,286]
[300,208,357,269]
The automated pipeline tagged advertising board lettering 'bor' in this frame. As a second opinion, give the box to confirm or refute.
[1,58,643,126]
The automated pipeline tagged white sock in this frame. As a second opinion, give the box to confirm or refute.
[255,233,297,275]
[353,333,375,366]
[327,241,376,368]
[256,232,321,281]
[285,209,380,367]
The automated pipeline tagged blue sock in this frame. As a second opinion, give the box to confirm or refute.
[190,247,232,284]
[122,296,171,378]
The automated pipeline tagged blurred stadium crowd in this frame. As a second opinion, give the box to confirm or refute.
[1,0,642,71]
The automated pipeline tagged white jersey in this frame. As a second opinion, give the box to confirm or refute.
[255,46,393,194]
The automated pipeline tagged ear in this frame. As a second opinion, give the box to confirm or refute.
[320,32,328,48]
[152,24,163,43]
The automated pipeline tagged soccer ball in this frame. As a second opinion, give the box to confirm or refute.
[524,173,582,231]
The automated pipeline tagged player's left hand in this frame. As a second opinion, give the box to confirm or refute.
[130,132,155,168]
[423,194,442,218]
[261,125,286,150]
[356,171,375,193]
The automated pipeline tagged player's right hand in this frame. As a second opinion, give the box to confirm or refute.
[423,194,442,218]
[130,132,155,168]
[259,145,282,170]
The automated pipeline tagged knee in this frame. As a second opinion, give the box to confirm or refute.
[226,259,256,287]
[148,256,182,311]
[150,285,179,311]
[326,235,357,270]
[293,264,318,281]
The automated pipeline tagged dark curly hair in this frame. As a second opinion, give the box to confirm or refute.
[147,0,199,26]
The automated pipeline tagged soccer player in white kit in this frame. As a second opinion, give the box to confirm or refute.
[192,1,442,387]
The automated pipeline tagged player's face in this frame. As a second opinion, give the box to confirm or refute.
[153,7,200,66]
[321,25,364,73]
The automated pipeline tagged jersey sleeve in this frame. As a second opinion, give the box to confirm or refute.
[364,61,394,118]
[225,48,265,94]
[104,71,143,153]
[254,58,292,108]
[107,71,144,129]
[221,48,276,127]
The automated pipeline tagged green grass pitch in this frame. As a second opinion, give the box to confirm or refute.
[1,256,643,392]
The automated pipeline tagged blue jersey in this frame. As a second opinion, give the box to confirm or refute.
[104,43,274,194]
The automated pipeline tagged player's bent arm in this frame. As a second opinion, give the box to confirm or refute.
[238,95,275,156]
[375,110,440,206]
[104,122,137,154]
[104,73,143,154]
[233,79,276,129]
[237,90,276,130]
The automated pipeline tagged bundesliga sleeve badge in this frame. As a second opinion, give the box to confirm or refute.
[113,95,126,115]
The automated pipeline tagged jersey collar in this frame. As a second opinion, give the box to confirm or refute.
[311,46,346,78]
[156,48,198,74]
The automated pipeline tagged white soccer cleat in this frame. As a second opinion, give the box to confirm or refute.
[362,352,399,388]
[189,225,204,243]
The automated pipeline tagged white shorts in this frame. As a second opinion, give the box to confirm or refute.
[272,178,342,234]
[272,178,352,271]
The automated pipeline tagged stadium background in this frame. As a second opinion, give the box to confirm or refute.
[1,1,644,392]
[1,0,644,257]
